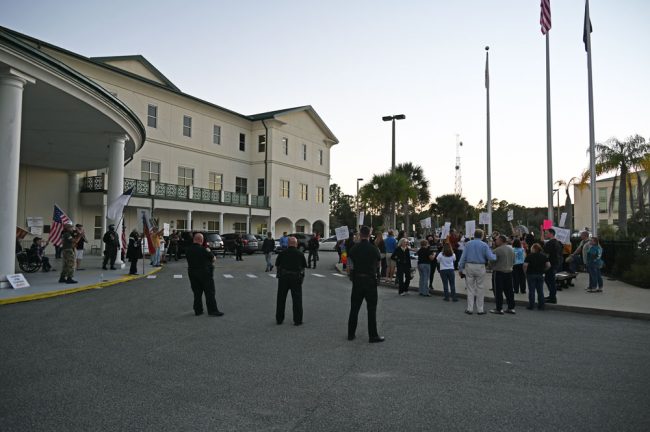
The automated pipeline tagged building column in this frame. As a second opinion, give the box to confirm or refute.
[0,69,34,288]
[323,222,329,237]
[219,213,224,234]
[107,135,127,267]
[68,171,80,224]
[291,221,296,234]
[187,210,193,231]
[246,215,251,234]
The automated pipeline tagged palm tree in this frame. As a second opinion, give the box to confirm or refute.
[554,177,579,230]
[359,171,416,230]
[584,135,650,236]
[429,194,474,230]
[395,162,430,235]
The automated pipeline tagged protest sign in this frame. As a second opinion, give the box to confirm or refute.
[507,210,514,221]
[465,220,476,237]
[335,226,350,241]
[559,213,567,228]
[479,212,491,225]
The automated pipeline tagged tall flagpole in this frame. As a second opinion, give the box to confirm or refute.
[545,32,554,223]
[584,0,597,236]
[485,46,492,237]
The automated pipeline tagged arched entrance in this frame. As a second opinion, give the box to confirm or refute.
[294,218,310,234]
[274,217,293,236]
[312,220,326,237]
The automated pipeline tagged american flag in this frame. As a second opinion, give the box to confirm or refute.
[49,204,71,247]
[540,0,551,34]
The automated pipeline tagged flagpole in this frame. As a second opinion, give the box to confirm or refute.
[545,32,554,223]
[485,46,492,237]
[585,0,597,236]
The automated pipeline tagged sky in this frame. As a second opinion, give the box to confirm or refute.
[3,0,649,208]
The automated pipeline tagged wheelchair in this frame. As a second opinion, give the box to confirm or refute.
[16,250,42,273]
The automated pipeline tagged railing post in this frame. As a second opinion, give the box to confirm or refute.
[188,185,193,200]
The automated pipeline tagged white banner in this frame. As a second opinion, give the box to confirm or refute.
[335,226,349,241]
[441,222,451,240]
[26,217,44,228]
[553,226,571,244]
[479,212,491,225]
[465,220,476,237]
[559,212,567,228]
[507,210,514,221]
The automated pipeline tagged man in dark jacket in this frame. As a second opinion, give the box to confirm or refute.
[186,233,224,317]
[102,224,120,270]
[347,226,385,343]
[275,236,307,325]
[307,232,320,269]
[262,232,275,272]
[126,230,143,275]
[543,229,563,304]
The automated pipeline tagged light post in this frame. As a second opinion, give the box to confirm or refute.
[372,183,379,229]
[553,188,560,224]
[356,177,363,228]
[382,114,405,229]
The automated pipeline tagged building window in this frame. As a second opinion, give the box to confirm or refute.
[257,178,265,196]
[183,115,192,137]
[280,180,290,198]
[235,177,248,194]
[256,223,268,235]
[296,225,305,233]
[302,144,307,161]
[598,188,608,214]
[209,172,223,191]
[239,133,246,151]
[233,222,247,233]
[300,183,308,201]
[178,166,194,186]
[258,134,266,153]
[147,104,157,128]
[207,220,220,233]
[141,160,161,182]
[319,149,323,165]
[282,137,289,155]
[213,125,221,145]
[317,186,324,204]
[94,215,102,240]
[177,220,188,230]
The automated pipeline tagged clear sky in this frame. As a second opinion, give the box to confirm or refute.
[3,0,649,207]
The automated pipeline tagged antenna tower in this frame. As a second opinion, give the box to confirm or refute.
[454,134,463,195]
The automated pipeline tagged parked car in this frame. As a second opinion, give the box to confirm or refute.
[173,231,223,257]
[220,233,259,255]
[319,235,338,252]
[288,233,314,252]
[203,232,224,255]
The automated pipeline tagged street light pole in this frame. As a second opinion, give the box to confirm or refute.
[382,114,405,229]
[356,177,363,228]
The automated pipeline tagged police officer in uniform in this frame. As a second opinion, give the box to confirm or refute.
[275,236,307,325]
[102,224,120,270]
[59,223,79,284]
[186,233,224,317]
[347,226,385,343]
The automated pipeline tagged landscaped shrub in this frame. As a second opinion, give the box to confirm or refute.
[622,252,650,289]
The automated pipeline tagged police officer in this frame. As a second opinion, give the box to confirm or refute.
[102,224,120,270]
[275,236,307,325]
[347,225,385,343]
[126,229,143,275]
[186,233,224,317]
[58,222,78,284]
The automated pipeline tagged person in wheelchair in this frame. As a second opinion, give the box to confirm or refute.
[29,237,53,272]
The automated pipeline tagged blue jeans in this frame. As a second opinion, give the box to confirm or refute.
[587,261,603,289]
[439,269,456,299]
[265,252,273,271]
[544,267,557,300]
[418,263,430,295]
[527,274,545,309]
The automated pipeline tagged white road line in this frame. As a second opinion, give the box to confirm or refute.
[223,274,234,279]
[268,274,277,278]
[173,274,183,279]
[246,274,258,278]
[332,273,345,277]
[312,273,325,278]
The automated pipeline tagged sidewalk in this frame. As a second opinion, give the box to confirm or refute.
[335,263,650,320]
[0,254,161,305]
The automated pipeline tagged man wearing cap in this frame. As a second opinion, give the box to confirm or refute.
[275,236,307,325]
[102,224,120,270]
[59,223,78,284]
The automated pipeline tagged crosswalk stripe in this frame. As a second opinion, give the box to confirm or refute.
[268,274,277,278]
[312,273,325,278]
[332,273,345,277]
[246,274,258,278]
[223,274,234,279]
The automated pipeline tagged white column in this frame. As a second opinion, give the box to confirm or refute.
[0,69,34,288]
[246,215,251,234]
[219,213,224,234]
[68,171,80,224]
[291,221,296,234]
[107,135,127,267]
[323,222,329,237]
[187,210,193,231]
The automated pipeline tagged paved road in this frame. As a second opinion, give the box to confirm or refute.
[1,252,649,431]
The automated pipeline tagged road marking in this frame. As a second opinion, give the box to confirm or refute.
[146,275,157,279]
[173,274,183,279]
[246,274,258,278]
[332,273,345,277]
[268,274,277,278]
[223,274,234,279]
[312,274,325,278]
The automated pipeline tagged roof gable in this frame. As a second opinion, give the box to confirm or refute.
[249,106,338,145]
[90,55,180,91]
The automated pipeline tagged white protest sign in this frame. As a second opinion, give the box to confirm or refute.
[163,223,170,236]
[441,222,451,240]
[559,212,567,228]
[553,227,571,244]
[7,273,30,289]
[465,220,476,237]
[507,210,514,222]
[30,227,43,236]
[420,217,432,228]
[27,217,44,228]
[357,212,365,227]
[335,226,349,241]
[479,212,491,225]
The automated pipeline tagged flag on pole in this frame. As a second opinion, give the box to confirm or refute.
[107,187,134,221]
[540,0,551,34]
[49,204,71,247]
[16,226,30,240]
[583,0,593,52]
[142,212,156,255]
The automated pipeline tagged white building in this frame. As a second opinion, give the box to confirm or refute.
[3,27,338,264]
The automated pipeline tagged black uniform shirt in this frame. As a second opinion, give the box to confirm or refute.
[185,243,214,271]
[348,239,381,276]
[275,247,307,272]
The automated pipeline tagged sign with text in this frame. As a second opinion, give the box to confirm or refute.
[507,210,514,221]
[465,220,476,237]
[163,223,170,237]
[559,212,567,228]
[7,273,30,289]
[335,226,350,241]
[420,217,432,229]
[27,217,44,228]
[543,219,553,230]
[357,212,365,227]
[553,226,571,244]
[479,212,491,225]
[441,222,451,240]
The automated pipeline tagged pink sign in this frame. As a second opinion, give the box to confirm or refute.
[542,219,553,230]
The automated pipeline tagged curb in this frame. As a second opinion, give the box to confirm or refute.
[334,264,650,321]
[0,266,163,306]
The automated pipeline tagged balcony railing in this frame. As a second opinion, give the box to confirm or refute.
[192,187,222,204]
[124,178,150,196]
[154,182,189,200]
[81,175,105,192]
[223,191,247,205]
[251,195,269,208]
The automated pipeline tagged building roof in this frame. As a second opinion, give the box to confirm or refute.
[1,26,338,145]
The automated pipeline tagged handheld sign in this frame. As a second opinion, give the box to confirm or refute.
[543,219,553,230]
[479,212,491,225]
[7,274,30,289]
[465,220,476,237]
[507,210,514,222]
[559,212,567,228]
[335,226,349,241]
